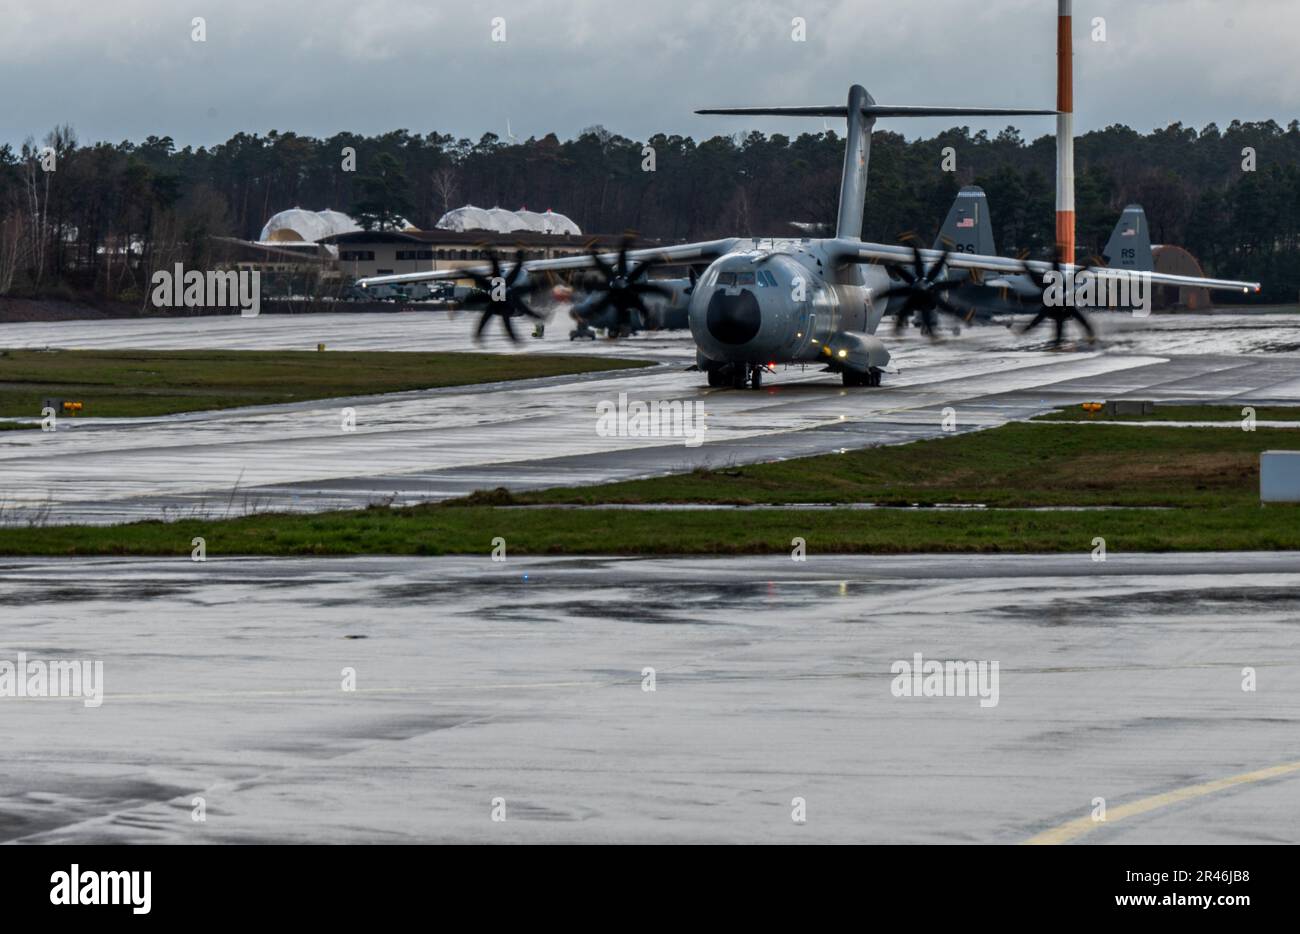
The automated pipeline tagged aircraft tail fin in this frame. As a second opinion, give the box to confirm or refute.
[934,186,996,256]
[1101,204,1153,272]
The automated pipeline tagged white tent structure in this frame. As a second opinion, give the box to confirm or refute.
[511,209,549,232]
[258,208,415,244]
[433,205,497,233]
[434,204,581,235]
[485,207,529,233]
[539,209,581,235]
[259,208,358,243]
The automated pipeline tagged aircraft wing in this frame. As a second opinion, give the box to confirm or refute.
[830,239,1262,295]
[356,238,741,288]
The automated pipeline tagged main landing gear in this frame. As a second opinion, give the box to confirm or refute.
[841,367,883,387]
[706,363,768,390]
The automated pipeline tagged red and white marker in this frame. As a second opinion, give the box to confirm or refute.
[1055,0,1075,263]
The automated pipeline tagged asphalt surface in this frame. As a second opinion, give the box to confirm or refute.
[1,553,1296,844]
[2,309,1299,525]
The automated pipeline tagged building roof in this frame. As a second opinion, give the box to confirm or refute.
[258,207,415,244]
[434,204,581,235]
[320,229,651,249]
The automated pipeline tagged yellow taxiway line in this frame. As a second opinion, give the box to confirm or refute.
[1025,759,1300,844]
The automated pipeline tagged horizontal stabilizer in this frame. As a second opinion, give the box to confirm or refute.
[695,105,1056,118]
[864,105,1056,117]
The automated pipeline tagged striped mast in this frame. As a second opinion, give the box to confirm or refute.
[1055,0,1075,263]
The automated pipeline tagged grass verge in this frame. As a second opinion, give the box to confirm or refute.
[1032,404,1300,423]
[1,503,1298,556]
[0,348,651,418]
[503,422,1299,509]
[2,418,1297,557]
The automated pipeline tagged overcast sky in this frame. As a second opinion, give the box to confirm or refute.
[2,0,1297,149]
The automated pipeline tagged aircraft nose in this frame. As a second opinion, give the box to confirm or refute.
[705,288,762,345]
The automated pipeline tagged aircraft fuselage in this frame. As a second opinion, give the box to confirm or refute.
[688,238,895,375]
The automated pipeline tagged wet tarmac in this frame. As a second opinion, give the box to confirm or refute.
[0,552,1296,844]
[1,310,1298,525]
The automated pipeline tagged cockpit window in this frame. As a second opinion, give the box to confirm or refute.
[736,271,756,286]
[759,270,778,287]
[716,272,737,286]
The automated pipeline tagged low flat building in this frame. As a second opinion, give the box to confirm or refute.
[319,229,656,281]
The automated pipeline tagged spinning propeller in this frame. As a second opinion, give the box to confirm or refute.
[880,242,964,338]
[580,238,671,333]
[1017,252,1097,348]
[464,248,543,342]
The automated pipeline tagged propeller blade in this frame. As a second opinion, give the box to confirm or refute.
[925,249,949,282]
[616,237,632,277]
[911,245,926,282]
[935,296,963,318]
[1070,307,1096,340]
[1020,310,1049,334]
[589,249,614,280]
[888,264,916,285]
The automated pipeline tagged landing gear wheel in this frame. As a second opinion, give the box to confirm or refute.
[707,368,727,388]
[730,366,747,389]
[749,366,763,390]
[842,368,883,388]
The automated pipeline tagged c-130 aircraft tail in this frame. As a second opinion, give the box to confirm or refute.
[697,85,1055,239]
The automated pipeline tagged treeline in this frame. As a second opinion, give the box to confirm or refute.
[1,117,1298,302]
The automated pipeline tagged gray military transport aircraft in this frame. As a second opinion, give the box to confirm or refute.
[359,83,1261,389]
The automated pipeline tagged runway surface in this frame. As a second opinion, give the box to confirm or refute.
[1,552,1296,844]
[1,310,1299,525]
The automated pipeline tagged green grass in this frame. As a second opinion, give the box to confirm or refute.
[0,349,652,418]
[2,418,1297,557]
[502,421,1298,509]
[1033,404,1300,423]
[1,502,1298,557]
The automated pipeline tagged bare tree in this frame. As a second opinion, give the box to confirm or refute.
[20,138,50,290]
[16,126,75,292]
[0,208,24,295]
[431,166,460,217]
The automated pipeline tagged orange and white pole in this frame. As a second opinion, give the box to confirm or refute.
[1055,0,1075,263]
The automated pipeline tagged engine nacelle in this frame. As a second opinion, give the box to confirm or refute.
[823,331,890,374]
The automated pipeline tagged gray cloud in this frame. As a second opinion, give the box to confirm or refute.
[1,0,1296,149]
